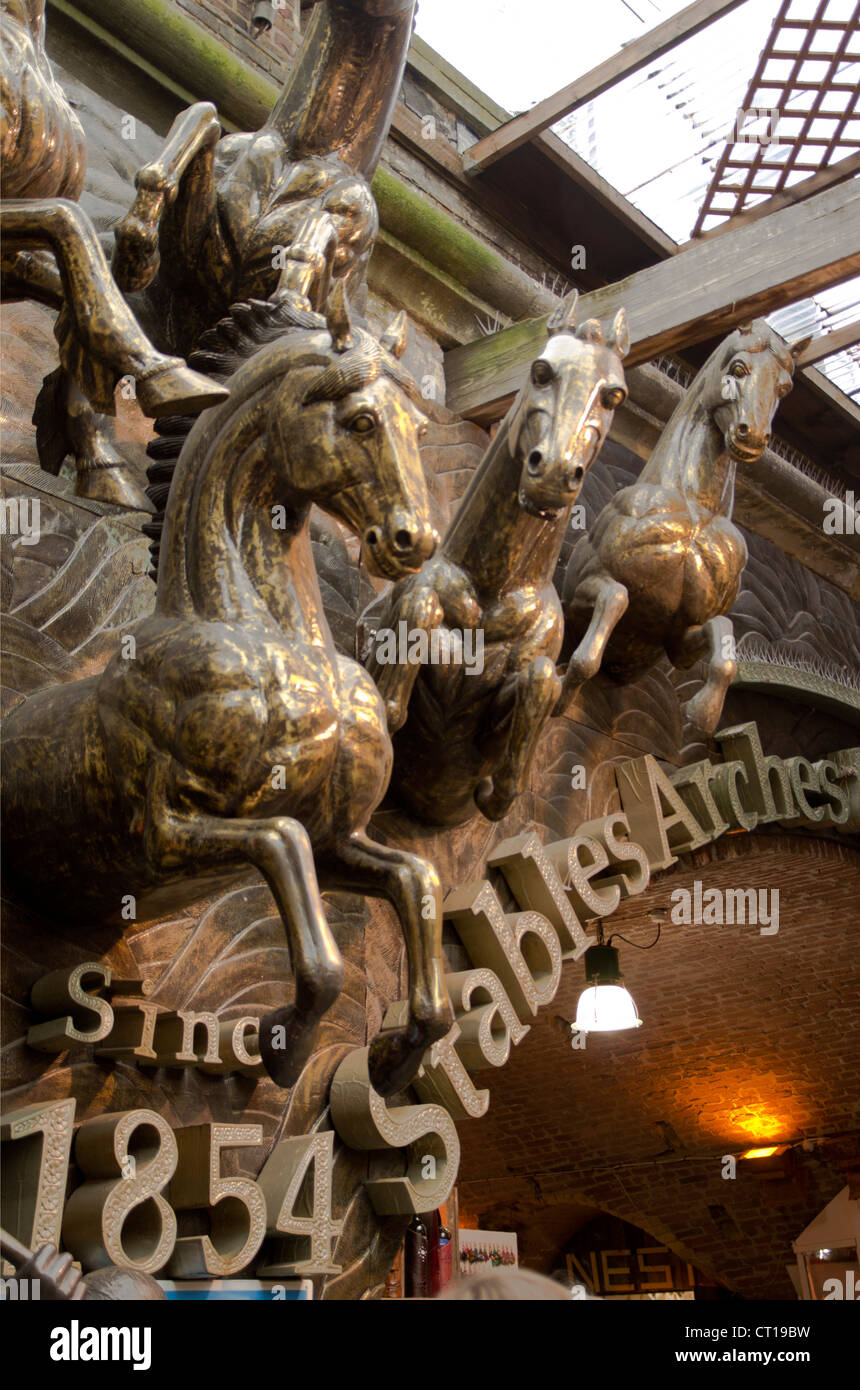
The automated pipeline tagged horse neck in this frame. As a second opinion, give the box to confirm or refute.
[157,383,318,636]
[641,376,735,515]
[444,417,571,598]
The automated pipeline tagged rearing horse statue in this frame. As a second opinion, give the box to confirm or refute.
[0,0,224,506]
[111,0,416,350]
[360,292,630,827]
[558,321,807,733]
[1,291,453,1098]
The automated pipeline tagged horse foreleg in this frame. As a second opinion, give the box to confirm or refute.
[670,615,736,735]
[274,210,339,312]
[0,200,226,418]
[144,795,343,1088]
[112,103,221,294]
[557,573,629,714]
[317,834,453,1097]
[364,583,444,732]
[5,246,145,504]
[476,655,560,823]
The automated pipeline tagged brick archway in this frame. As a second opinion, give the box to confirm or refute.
[456,832,860,1299]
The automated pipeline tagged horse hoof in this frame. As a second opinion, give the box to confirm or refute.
[683,694,720,736]
[369,1004,454,1098]
[554,679,580,717]
[258,1005,318,1090]
[135,359,229,419]
[112,217,162,293]
[75,462,151,512]
[474,777,515,822]
[368,1024,428,1098]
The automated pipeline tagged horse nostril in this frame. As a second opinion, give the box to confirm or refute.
[572,465,584,483]
[393,529,414,553]
[737,423,749,436]
[366,528,380,548]
[527,449,543,474]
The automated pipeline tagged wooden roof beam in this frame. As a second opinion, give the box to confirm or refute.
[463,0,747,173]
[444,177,860,420]
[795,319,860,368]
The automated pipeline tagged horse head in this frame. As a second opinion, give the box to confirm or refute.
[705,320,809,464]
[508,290,630,519]
[273,288,438,580]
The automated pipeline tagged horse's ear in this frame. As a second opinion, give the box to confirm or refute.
[789,334,813,363]
[608,307,630,358]
[325,281,353,353]
[576,318,605,345]
[547,289,578,335]
[381,310,409,359]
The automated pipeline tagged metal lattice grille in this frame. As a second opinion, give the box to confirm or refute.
[692,0,860,236]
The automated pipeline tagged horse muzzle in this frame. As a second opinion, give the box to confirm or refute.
[728,423,769,463]
[519,452,587,519]
[363,517,438,578]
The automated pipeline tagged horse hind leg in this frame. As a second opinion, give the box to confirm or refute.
[144,787,343,1089]
[556,574,628,714]
[670,615,737,735]
[32,369,150,511]
[363,583,444,733]
[112,102,222,295]
[317,833,453,1098]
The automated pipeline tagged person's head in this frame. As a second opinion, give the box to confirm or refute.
[436,1269,572,1301]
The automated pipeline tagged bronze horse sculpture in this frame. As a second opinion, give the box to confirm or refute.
[361,292,630,827]
[110,0,415,344]
[0,0,224,506]
[558,321,807,733]
[108,0,416,538]
[1,291,454,1098]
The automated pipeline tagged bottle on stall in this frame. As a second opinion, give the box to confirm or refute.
[435,1224,453,1294]
[404,1216,430,1299]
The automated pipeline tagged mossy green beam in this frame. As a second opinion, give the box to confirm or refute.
[50,0,277,131]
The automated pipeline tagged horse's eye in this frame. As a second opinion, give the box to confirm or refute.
[531,360,554,386]
[349,412,376,434]
[601,385,626,409]
[730,361,749,378]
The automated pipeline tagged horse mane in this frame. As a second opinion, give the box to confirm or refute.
[144,296,322,577]
[189,295,325,381]
[144,295,423,580]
